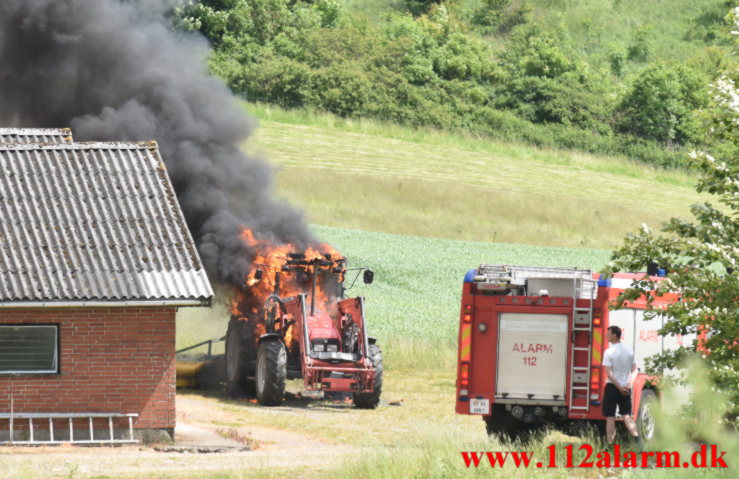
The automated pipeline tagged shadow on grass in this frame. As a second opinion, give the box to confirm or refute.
[179,387,364,412]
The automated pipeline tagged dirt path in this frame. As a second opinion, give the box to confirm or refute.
[175,394,358,466]
[0,395,359,479]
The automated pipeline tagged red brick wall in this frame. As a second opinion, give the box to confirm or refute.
[0,307,176,430]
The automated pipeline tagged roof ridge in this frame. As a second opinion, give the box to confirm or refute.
[0,127,71,134]
[0,140,159,150]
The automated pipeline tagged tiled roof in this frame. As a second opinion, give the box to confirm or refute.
[0,128,72,144]
[0,142,213,305]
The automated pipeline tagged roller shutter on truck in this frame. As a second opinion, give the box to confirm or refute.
[496,313,568,400]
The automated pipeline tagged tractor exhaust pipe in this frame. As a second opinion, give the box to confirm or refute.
[311,262,317,316]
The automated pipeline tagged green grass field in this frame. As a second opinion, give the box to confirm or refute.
[246,103,701,250]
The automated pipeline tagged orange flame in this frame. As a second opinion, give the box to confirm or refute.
[230,227,345,354]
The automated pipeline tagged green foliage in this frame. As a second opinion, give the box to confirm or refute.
[472,0,511,27]
[606,12,739,414]
[403,0,442,16]
[496,24,613,133]
[307,62,373,116]
[608,44,626,77]
[315,0,343,28]
[174,0,736,167]
[684,0,736,45]
[627,25,653,62]
[495,0,533,34]
[615,62,709,145]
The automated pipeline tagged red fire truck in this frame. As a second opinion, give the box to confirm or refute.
[455,264,687,440]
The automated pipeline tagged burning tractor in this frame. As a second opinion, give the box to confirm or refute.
[225,248,382,408]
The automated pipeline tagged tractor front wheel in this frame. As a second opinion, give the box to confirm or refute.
[256,340,287,406]
[353,343,383,409]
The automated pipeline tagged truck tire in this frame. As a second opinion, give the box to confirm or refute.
[256,340,287,406]
[485,405,525,441]
[225,319,255,397]
[353,344,383,409]
[636,389,658,441]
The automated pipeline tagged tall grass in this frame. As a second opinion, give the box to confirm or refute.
[243,102,703,253]
[457,0,730,72]
[336,427,609,478]
[275,168,675,249]
[247,101,694,188]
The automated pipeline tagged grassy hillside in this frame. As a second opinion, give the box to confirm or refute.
[246,103,701,249]
[350,0,732,68]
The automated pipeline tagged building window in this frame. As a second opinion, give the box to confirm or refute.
[0,325,58,374]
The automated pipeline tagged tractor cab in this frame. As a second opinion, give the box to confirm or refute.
[225,252,382,408]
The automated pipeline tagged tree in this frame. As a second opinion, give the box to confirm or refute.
[615,62,708,145]
[604,7,739,418]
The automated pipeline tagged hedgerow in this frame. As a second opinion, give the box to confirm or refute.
[175,0,730,168]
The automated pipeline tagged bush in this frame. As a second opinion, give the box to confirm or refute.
[472,0,511,27]
[608,45,626,77]
[496,24,613,132]
[306,62,373,116]
[627,25,652,62]
[616,63,709,145]
[404,0,442,16]
[236,55,312,107]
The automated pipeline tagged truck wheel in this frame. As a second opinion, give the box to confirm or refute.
[485,405,524,441]
[353,344,383,409]
[636,389,658,441]
[225,319,255,397]
[256,340,286,406]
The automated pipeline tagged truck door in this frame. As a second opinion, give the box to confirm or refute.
[496,313,568,401]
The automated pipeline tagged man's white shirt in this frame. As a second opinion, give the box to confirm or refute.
[603,342,636,387]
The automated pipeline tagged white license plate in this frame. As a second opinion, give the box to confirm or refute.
[470,398,490,415]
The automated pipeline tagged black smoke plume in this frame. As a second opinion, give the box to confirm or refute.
[0,0,314,285]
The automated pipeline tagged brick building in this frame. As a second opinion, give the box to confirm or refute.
[0,136,213,442]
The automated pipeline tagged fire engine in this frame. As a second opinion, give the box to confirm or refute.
[455,264,687,440]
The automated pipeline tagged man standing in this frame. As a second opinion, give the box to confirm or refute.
[602,325,642,448]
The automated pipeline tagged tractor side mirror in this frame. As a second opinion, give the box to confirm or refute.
[253,269,263,281]
[363,270,374,285]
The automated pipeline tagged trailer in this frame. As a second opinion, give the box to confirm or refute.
[455,264,687,440]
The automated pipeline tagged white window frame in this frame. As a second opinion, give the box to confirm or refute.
[0,324,59,375]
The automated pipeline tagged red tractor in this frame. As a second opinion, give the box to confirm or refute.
[225,253,382,408]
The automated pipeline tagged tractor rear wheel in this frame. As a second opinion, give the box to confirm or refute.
[256,340,286,406]
[353,343,383,409]
[225,319,255,397]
